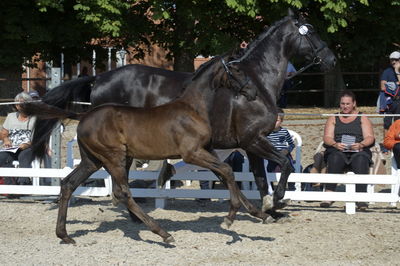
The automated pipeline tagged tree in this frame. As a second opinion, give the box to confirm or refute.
[2,0,399,74]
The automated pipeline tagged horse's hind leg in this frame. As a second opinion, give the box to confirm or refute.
[106,164,174,243]
[183,149,269,226]
[56,161,100,244]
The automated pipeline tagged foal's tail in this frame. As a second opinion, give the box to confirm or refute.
[31,76,94,159]
[22,102,84,161]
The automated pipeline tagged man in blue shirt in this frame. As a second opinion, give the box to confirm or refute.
[380,51,400,137]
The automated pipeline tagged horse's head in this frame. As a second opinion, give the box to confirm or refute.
[287,9,336,71]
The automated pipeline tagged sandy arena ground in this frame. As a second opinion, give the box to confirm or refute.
[0,107,399,265]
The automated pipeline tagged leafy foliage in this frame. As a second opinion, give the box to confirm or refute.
[0,0,399,72]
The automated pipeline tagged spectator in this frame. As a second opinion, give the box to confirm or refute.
[78,66,89,78]
[321,90,375,210]
[379,51,400,153]
[278,62,296,108]
[265,108,296,191]
[28,90,40,100]
[383,119,400,168]
[0,92,37,185]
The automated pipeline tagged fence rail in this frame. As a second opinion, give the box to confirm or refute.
[0,167,398,215]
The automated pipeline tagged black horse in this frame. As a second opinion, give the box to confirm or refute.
[23,55,274,244]
[31,10,336,213]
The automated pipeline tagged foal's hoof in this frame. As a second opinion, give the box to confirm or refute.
[60,236,76,245]
[262,216,276,224]
[223,217,234,228]
[164,235,175,244]
[262,195,273,212]
[275,198,290,209]
[111,193,119,206]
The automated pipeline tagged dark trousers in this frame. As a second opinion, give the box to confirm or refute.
[325,152,369,192]
[384,99,400,129]
[0,148,33,185]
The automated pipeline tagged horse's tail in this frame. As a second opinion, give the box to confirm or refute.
[32,76,94,159]
[22,102,82,121]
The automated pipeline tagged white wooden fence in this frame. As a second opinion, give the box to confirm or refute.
[0,162,399,214]
[1,129,399,214]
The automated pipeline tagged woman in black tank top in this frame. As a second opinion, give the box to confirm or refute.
[321,91,375,209]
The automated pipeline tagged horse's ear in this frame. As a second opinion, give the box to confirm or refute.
[288,8,299,19]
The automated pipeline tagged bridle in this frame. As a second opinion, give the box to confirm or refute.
[220,18,329,95]
[288,22,327,79]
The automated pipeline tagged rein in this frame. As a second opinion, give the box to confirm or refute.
[221,58,251,98]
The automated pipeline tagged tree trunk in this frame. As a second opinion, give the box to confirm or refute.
[324,62,345,107]
[172,49,195,72]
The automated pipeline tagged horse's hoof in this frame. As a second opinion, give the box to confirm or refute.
[223,217,234,228]
[263,216,276,224]
[266,210,286,220]
[262,195,273,212]
[164,235,175,244]
[274,199,290,210]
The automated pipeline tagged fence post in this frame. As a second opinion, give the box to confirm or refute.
[345,172,356,214]
[49,67,62,185]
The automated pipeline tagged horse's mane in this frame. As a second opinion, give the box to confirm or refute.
[191,15,293,79]
[230,16,293,63]
[191,55,223,81]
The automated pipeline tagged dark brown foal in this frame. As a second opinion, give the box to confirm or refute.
[24,63,269,244]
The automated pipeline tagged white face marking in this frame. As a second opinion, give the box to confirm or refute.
[299,25,309,35]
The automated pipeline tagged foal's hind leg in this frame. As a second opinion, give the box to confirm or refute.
[56,161,100,244]
[183,149,269,226]
[105,164,174,243]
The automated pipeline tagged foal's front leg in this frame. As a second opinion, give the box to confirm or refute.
[105,164,174,243]
[183,148,269,226]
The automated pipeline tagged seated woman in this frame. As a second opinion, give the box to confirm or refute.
[0,92,36,185]
[321,90,375,210]
[383,119,400,168]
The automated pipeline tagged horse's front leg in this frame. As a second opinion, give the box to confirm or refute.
[246,151,269,200]
[245,136,294,211]
[156,160,176,188]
